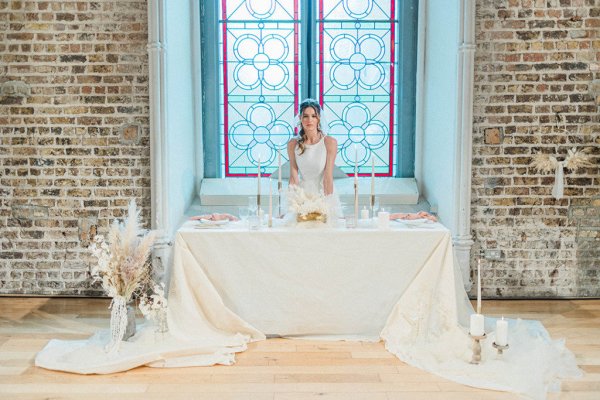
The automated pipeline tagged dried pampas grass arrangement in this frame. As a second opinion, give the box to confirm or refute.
[90,200,157,300]
[564,147,595,171]
[530,147,595,174]
[89,199,157,350]
[530,152,558,174]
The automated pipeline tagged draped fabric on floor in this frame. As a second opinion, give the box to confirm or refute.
[36,220,581,399]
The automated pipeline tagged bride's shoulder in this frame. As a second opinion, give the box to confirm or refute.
[287,138,299,150]
[324,135,337,147]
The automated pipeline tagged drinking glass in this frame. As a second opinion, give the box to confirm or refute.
[238,206,249,228]
[341,204,355,229]
[248,196,257,217]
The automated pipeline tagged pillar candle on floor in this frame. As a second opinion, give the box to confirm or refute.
[496,316,508,346]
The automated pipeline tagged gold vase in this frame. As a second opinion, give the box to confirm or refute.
[297,212,327,223]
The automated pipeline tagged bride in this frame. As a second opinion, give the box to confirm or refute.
[287,98,337,196]
[285,99,436,224]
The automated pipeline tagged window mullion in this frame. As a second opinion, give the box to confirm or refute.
[396,0,418,178]
[303,0,315,101]
[201,0,221,178]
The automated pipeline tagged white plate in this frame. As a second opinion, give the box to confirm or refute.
[394,218,434,227]
[193,224,225,229]
[196,219,229,226]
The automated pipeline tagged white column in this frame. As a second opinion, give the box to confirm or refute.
[147,0,171,271]
[453,0,476,290]
[413,0,427,191]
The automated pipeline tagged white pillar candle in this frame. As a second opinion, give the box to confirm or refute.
[377,209,390,230]
[496,317,508,346]
[477,257,482,314]
[360,206,369,220]
[470,313,485,336]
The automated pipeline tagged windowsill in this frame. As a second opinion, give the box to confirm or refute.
[188,177,428,216]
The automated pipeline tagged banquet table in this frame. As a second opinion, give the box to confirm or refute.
[169,218,471,341]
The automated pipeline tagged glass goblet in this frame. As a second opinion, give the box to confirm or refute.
[248,196,258,216]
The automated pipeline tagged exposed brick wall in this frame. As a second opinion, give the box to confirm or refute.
[1,1,598,298]
[472,0,600,298]
[0,1,150,295]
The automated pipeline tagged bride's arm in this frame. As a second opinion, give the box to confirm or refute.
[323,136,337,195]
[287,140,300,186]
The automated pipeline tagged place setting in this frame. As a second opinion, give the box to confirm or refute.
[391,216,437,229]
[189,213,237,229]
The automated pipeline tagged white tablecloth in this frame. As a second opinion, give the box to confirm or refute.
[170,220,469,340]
[36,219,581,398]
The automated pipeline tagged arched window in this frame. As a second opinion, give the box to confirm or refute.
[201,0,418,178]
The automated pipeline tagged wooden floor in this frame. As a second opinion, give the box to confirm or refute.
[0,298,598,400]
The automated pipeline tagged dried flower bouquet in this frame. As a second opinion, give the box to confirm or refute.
[89,200,157,350]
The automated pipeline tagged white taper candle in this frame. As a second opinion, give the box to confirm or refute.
[257,155,261,213]
[268,177,272,227]
[354,145,358,179]
[371,156,375,195]
[277,149,282,188]
[477,257,482,314]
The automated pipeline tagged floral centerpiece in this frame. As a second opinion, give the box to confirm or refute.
[287,185,329,223]
[89,200,157,351]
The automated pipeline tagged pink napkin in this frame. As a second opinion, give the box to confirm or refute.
[389,211,437,222]
[190,213,239,222]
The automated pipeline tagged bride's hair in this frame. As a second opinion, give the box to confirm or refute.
[296,98,322,155]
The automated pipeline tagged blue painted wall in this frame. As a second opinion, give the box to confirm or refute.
[165,0,198,236]
[420,0,460,232]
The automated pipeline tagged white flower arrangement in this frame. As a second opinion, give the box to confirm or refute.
[287,185,329,220]
[139,283,168,322]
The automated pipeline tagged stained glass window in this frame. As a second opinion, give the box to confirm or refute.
[219,0,300,177]
[318,0,398,176]
[218,0,400,177]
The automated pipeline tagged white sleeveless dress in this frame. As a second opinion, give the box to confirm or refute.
[293,137,341,222]
[295,136,327,195]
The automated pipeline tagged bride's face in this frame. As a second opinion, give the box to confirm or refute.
[301,107,320,133]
